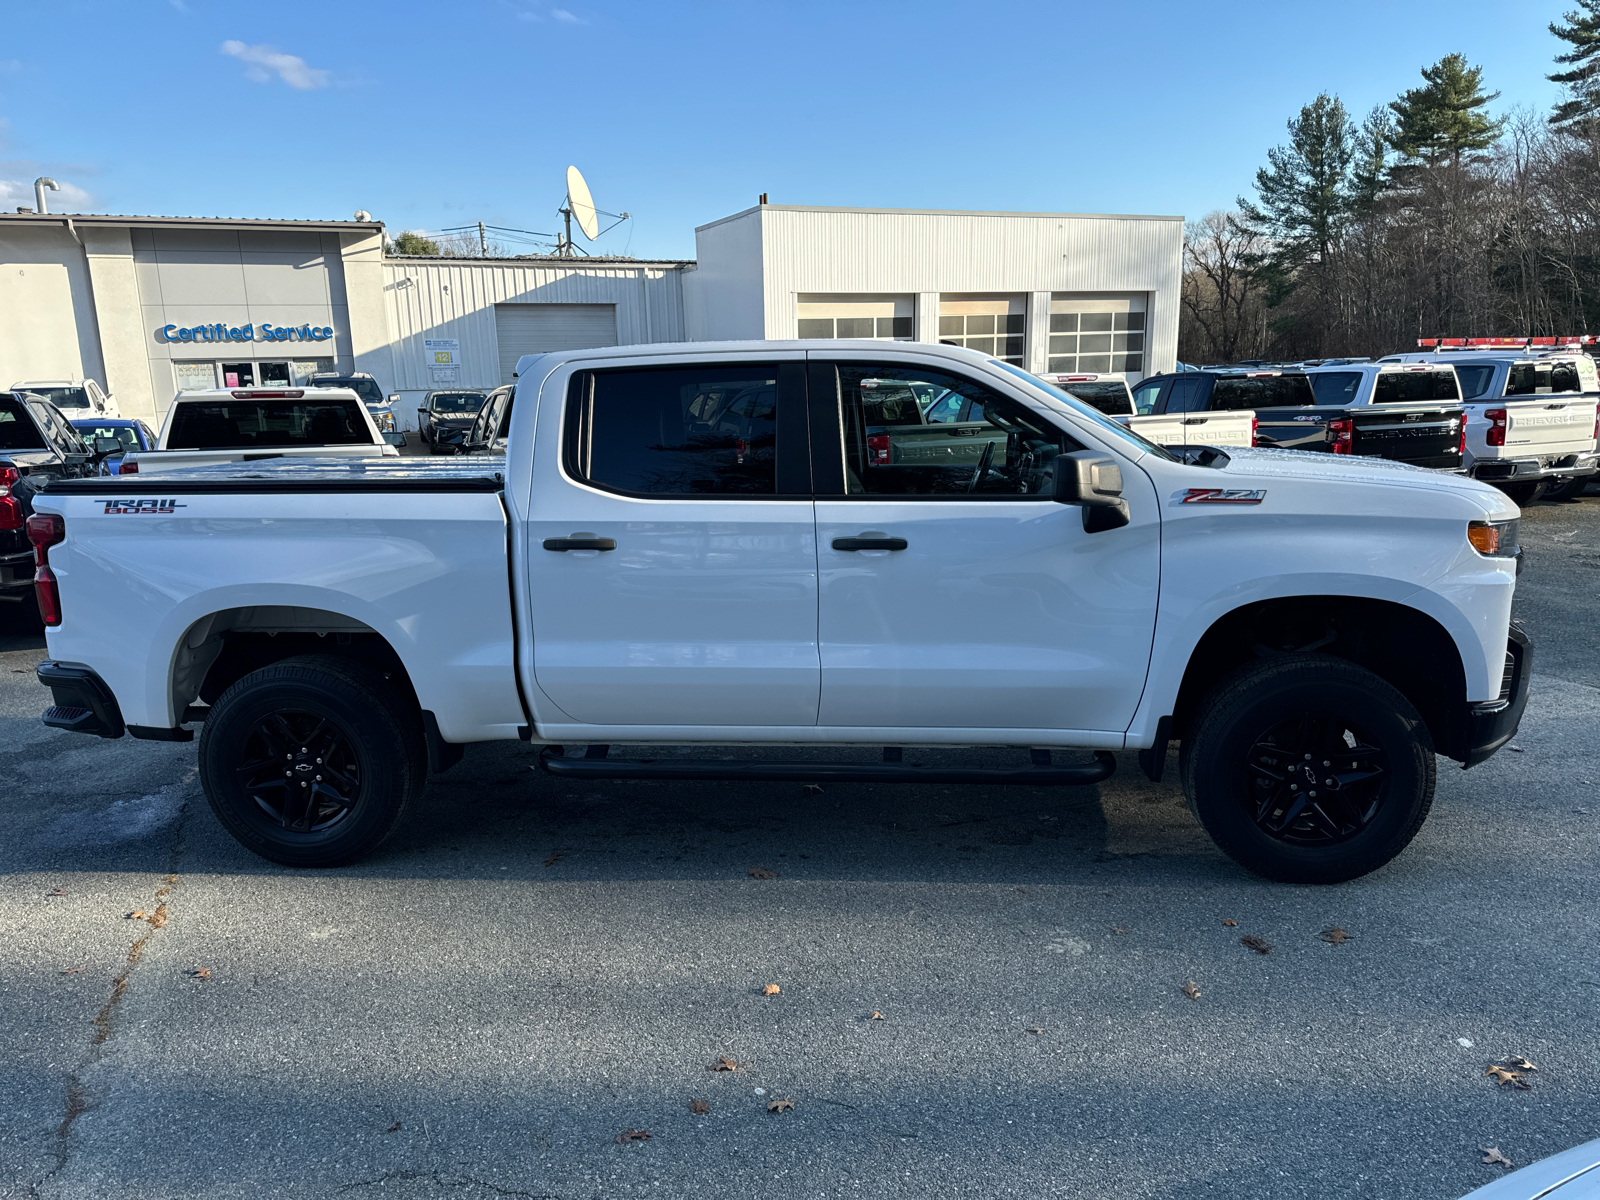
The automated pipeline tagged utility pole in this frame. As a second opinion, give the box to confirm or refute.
[478,221,488,258]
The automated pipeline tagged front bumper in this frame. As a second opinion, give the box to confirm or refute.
[1471,453,1600,482]
[37,660,126,738]
[1462,623,1531,768]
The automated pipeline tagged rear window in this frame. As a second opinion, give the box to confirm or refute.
[1453,365,1496,399]
[1374,370,1460,403]
[166,400,373,449]
[1211,375,1315,411]
[0,395,48,450]
[1309,372,1362,405]
[1057,381,1133,416]
[73,424,138,452]
[1507,360,1582,396]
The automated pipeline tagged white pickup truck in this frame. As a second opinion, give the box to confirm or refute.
[1376,352,1600,502]
[120,387,404,475]
[30,341,1529,885]
[1037,372,1256,450]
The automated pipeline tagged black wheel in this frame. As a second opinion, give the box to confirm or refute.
[428,442,452,455]
[199,655,425,867]
[1499,481,1544,506]
[1179,655,1435,884]
[1543,476,1589,502]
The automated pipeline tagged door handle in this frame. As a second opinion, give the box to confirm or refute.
[832,536,908,552]
[543,536,617,552]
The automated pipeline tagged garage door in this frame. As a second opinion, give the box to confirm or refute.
[494,303,618,382]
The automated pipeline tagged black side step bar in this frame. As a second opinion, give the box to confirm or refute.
[538,746,1117,787]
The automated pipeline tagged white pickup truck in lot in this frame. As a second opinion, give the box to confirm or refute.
[1378,351,1600,502]
[1037,371,1256,450]
[120,387,404,475]
[29,341,1529,885]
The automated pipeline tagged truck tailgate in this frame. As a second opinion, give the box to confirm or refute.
[1351,405,1463,468]
[1503,398,1598,456]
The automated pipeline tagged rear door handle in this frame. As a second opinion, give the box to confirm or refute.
[832,536,908,552]
[543,536,617,552]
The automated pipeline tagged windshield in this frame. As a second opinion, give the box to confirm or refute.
[0,395,48,450]
[991,361,1176,460]
[29,386,90,410]
[167,400,374,449]
[1453,364,1496,399]
[430,391,487,414]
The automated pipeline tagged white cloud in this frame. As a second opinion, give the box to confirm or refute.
[551,8,584,22]
[220,40,330,90]
[0,59,23,74]
[504,3,587,22]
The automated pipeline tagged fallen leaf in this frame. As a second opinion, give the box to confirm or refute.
[187,967,211,980]
[748,867,777,880]
[46,887,68,897]
[1320,926,1352,945]
[1481,1147,1512,1167]
[1240,935,1272,955]
[708,1056,740,1072]
[1499,1055,1537,1072]
[1024,1027,1046,1035]
[688,1100,710,1115]
[868,1011,885,1021]
[1484,1065,1531,1089]
[146,906,168,929]
[60,967,85,975]
[1181,980,1201,1001]
[761,983,781,996]
[385,1121,402,1133]
[802,784,823,793]
[766,1097,794,1114]
[126,911,147,921]
[1111,925,1130,935]
[1221,918,1238,927]
[614,1128,652,1143]
[544,851,564,867]
[1507,745,1524,752]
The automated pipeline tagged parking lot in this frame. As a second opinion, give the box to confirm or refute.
[0,491,1595,1200]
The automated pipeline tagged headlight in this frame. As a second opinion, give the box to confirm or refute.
[1468,518,1519,557]
[375,411,395,432]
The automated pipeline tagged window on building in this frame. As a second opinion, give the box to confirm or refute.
[937,297,1026,365]
[797,295,915,342]
[1047,297,1146,375]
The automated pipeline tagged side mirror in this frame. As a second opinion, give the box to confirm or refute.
[382,432,407,447]
[1052,450,1131,532]
[388,394,400,403]
[92,437,122,457]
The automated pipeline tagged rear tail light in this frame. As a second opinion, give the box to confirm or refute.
[1485,408,1508,447]
[1251,416,1259,447]
[1593,412,1598,441]
[1459,418,1467,458]
[1327,417,1354,455]
[866,434,891,466]
[0,466,21,531]
[118,459,139,474]
[26,512,64,627]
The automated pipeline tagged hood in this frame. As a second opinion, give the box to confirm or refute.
[1207,445,1518,518]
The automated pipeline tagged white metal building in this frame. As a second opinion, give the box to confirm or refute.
[1,203,1181,430]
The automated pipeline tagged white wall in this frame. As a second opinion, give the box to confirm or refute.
[686,210,765,341]
[0,222,104,391]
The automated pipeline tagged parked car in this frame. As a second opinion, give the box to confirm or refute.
[1,391,116,616]
[33,341,1528,887]
[120,387,403,475]
[306,371,397,437]
[9,378,119,418]
[69,418,157,476]
[1376,350,1600,503]
[416,389,489,454]
[1134,367,1466,470]
[1039,372,1257,451]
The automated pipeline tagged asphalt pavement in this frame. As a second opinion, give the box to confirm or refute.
[1,487,1597,1200]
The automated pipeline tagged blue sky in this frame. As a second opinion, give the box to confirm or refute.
[0,0,1578,259]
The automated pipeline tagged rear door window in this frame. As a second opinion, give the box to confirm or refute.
[1310,372,1362,405]
[1375,370,1460,403]
[1163,377,1209,413]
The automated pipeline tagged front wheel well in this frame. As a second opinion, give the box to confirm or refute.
[1170,597,1471,763]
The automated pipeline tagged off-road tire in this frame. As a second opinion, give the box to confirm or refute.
[1542,476,1589,502]
[1499,481,1544,507]
[1179,654,1436,884]
[199,655,425,867]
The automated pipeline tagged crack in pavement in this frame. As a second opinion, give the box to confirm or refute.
[46,796,191,1183]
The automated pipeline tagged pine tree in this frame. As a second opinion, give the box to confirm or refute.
[1549,1,1600,129]
[1389,54,1504,169]
[1237,93,1359,268]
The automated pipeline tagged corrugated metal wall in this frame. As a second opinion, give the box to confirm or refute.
[381,258,689,396]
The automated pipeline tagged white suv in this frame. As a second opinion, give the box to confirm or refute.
[10,378,118,418]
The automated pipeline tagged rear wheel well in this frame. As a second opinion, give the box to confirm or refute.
[173,607,420,719]
[1171,597,1470,763]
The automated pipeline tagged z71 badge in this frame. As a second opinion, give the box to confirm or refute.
[100,499,187,515]
[1177,488,1266,505]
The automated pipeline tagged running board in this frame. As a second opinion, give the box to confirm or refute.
[538,746,1117,786]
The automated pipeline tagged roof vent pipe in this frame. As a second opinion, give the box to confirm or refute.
[34,178,59,214]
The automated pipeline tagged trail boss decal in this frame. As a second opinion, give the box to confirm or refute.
[100,499,188,515]
[1177,488,1267,505]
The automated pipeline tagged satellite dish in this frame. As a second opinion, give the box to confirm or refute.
[566,166,600,241]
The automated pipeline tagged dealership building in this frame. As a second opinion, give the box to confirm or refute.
[0,203,1181,430]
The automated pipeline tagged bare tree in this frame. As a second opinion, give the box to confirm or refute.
[1179,212,1268,364]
